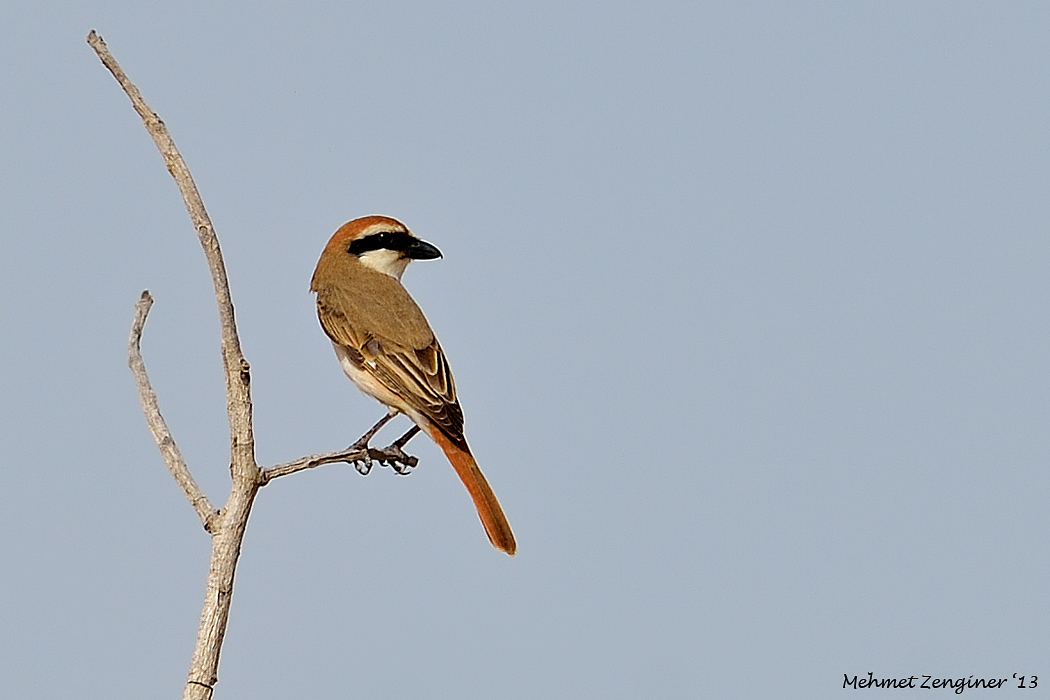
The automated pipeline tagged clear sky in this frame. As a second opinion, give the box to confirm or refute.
[2,3,1048,698]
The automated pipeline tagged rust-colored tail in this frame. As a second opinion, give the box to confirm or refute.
[429,430,516,555]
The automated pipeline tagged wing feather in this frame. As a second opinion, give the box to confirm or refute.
[369,340,465,442]
[316,297,466,445]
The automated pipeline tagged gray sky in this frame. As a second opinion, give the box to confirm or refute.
[2,2,1048,698]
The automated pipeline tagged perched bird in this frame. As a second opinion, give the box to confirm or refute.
[310,216,516,555]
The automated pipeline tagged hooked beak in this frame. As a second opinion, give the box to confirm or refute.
[405,238,443,260]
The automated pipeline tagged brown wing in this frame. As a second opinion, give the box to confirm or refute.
[367,338,466,445]
[316,296,466,446]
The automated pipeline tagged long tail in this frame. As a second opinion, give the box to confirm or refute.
[429,430,516,556]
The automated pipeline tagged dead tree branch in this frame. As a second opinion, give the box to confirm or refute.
[261,441,420,484]
[128,290,219,531]
[89,28,418,700]
[86,30,256,469]
[89,29,259,700]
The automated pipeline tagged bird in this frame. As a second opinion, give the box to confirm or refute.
[310,215,516,555]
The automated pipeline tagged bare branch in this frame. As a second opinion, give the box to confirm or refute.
[86,30,257,479]
[91,30,427,700]
[262,448,368,482]
[128,291,219,531]
[88,30,260,700]
[261,443,419,484]
[262,416,422,483]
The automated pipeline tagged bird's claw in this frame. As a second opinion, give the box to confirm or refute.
[345,416,420,476]
[344,437,418,476]
[372,444,419,475]
[352,456,373,475]
[343,439,373,475]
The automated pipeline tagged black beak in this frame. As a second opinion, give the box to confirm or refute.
[405,238,443,260]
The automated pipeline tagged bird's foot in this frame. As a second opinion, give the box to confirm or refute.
[369,442,419,475]
[341,414,420,475]
[346,443,373,475]
[345,411,400,475]
[344,432,379,475]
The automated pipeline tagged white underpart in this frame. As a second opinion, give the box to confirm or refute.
[332,341,429,428]
[357,248,411,280]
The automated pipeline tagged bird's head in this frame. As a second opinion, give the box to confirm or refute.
[319,216,442,281]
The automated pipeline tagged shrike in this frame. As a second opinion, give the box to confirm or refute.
[311,216,516,555]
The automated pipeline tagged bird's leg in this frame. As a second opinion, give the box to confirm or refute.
[350,409,398,450]
[391,425,421,450]
[347,409,398,475]
[378,425,422,475]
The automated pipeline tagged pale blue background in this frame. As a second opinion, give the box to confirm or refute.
[2,3,1048,698]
